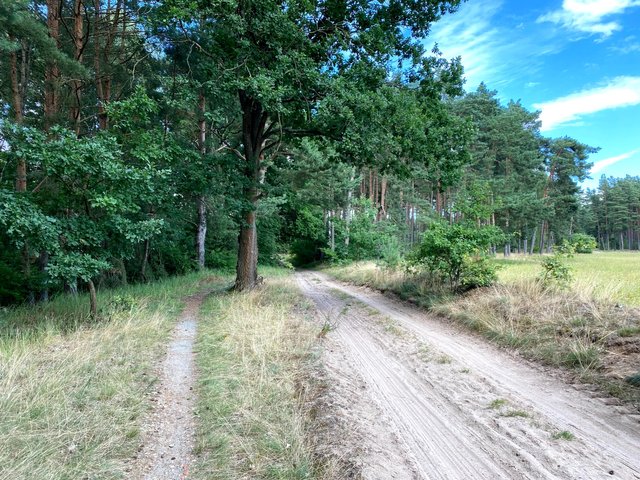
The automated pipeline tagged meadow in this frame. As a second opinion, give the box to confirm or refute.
[495,251,640,306]
[0,268,323,480]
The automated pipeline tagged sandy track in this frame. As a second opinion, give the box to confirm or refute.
[127,292,205,480]
[297,270,640,480]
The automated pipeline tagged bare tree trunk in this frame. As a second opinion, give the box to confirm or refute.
[88,279,98,317]
[196,93,207,269]
[379,176,387,221]
[141,238,150,281]
[344,169,355,248]
[44,0,61,130]
[530,227,537,255]
[196,196,207,268]
[70,0,85,134]
[10,43,26,190]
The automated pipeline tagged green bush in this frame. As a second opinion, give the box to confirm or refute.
[460,256,499,291]
[207,248,237,272]
[409,221,503,291]
[539,254,572,288]
[570,233,597,253]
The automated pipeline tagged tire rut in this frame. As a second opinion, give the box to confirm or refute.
[297,271,640,480]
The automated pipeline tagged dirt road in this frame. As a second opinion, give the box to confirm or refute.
[297,270,640,480]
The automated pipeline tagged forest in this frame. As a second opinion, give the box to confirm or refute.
[1,0,639,308]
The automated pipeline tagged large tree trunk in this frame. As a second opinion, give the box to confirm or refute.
[234,91,267,291]
[236,208,258,290]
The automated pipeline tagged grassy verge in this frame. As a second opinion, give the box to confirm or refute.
[0,271,221,480]
[327,262,640,408]
[193,267,321,479]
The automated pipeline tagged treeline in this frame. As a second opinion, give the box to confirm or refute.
[0,0,630,310]
[582,176,640,250]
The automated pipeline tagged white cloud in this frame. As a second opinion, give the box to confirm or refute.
[591,148,640,174]
[538,0,640,38]
[429,0,554,89]
[533,76,640,131]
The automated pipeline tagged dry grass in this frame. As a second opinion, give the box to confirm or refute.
[193,268,323,479]
[0,272,215,480]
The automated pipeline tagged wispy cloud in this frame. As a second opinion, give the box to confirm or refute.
[610,35,640,53]
[533,76,640,131]
[429,0,552,90]
[538,0,640,38]
[591,148,640,174]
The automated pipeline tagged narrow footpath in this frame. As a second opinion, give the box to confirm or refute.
[127,292,206,480]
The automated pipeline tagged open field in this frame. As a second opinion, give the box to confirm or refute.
[495,251,640,306]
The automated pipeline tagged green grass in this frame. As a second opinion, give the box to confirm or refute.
[0,270,222,480]
[192,268,322,479]
[551,430,575,441]
[488,398,508,409]
[495,251,640,306]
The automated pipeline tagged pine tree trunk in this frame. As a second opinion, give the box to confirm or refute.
[44,0,61,130]
[70,0,84,134]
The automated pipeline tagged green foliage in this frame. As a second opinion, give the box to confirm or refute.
[539,254,573,289]
[409,221,504,291]
[570,233,597,253]
[460,256,499,291]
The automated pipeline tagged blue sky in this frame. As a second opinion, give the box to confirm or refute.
[429,0,640,189]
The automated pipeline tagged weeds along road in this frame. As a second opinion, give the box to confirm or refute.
[296,270,640,480]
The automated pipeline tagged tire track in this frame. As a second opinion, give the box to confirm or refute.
[297,271,640,480]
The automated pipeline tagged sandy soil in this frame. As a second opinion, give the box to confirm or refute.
[297,270,640,480]
[127,292,205,480]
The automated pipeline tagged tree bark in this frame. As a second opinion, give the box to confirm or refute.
[141,238,149,281]
[88,279,97,317]
[70,0,85,134]
[196,196,207,268]
[44,0,61,130]
[234,90,267,291]
[196,92,207,269]
[10,42,27,191]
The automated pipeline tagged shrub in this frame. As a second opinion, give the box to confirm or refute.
[409,221,504,291]
[570,233,597,254]
[460,256,499,291]
[539,254,572,288]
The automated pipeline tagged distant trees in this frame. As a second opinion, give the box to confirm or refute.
[581,176,640,250]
